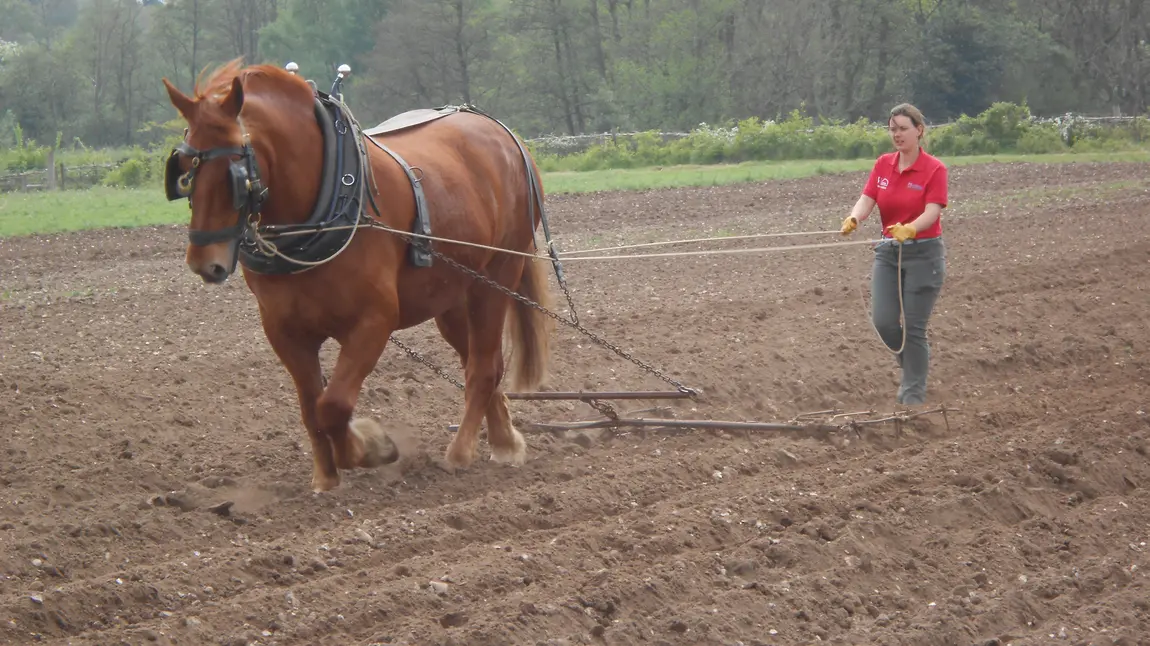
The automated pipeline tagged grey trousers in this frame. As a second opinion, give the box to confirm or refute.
[871,238,946,405]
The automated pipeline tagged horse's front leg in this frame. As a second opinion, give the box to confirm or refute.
[261,325,339,492]
[316,322,400,478]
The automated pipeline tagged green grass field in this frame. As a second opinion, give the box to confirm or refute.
[2,151,1148,238]
[540,151,1150,193]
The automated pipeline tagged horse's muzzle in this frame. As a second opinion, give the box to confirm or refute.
[194,261,231,284]
[186,239,240,284]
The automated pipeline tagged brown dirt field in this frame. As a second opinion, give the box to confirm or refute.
[1,161,1148,646]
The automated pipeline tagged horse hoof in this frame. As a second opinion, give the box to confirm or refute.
[312,473,341,493]
[490,430,527,466]
[490,448,526,466]
[350,418,400,468]
[444,440,477,470]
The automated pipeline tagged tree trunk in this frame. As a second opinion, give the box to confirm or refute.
[869,13,891,120]
[588,0,609,81]
[559,16,586,132]
[191,0,200,87]
[550,16,576,134]
[454,0,472,103]
[605,0,621,42]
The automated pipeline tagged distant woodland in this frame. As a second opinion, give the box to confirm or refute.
[1,0,1147,149]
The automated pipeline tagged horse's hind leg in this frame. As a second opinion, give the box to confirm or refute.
[485,391,526,465]
[443,283,518,469]
[435,306,524,465]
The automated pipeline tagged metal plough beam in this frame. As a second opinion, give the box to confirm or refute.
[447,407,958,436]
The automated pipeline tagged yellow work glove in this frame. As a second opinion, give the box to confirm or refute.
[886,223,917,243]
[840,215,858,236]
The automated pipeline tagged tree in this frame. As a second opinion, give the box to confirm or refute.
[259,0,390,85]
[907,3,1011,120]
[358,0,495,120]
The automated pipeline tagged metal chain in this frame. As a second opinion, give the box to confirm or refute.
[389,336,464,391]
[557,274,581,326]
[544,245,581,327]
[587,399,620,420]
[389,339,620,422]
[372,223,699,397]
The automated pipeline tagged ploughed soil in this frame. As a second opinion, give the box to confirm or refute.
[1,160,1148,646]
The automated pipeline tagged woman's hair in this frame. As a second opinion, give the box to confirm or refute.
[889,103,927,140]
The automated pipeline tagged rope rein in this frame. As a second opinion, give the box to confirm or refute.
[539,238,881,260]
[254,221,881,262]
[858,243,908,355]
[560,230,853,255]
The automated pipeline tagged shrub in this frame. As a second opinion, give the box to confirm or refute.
[102,158,149,188]
[3,123,49,171]
[102,147,165,188]
[1017,128,1066,154]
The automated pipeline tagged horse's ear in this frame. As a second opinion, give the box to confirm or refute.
[220,76,244,119]
[162,78,196,120]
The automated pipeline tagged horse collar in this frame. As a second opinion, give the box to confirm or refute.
[167,89,446,276]
[229,92,371,275]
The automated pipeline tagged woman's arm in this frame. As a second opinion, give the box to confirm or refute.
[850,194,877,222]
[843,158,883,235]
[909,202,943,232]
[886,202,944,241]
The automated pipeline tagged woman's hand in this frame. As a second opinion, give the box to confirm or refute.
[840,215,859,236]
[886,223,917,242]
[843,194,876,236]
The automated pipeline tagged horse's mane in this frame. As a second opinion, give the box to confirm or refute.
[192,57,313,105]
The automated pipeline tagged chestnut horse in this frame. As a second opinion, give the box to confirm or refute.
[161,60,554,492]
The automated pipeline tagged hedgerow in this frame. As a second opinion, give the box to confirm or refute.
[527,102,1150,172]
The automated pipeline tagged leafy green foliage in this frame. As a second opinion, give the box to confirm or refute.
[102,158,150,188]
[1,0,1148,178]
[4,123,48,171]
[259,0,391,84]
[909,3,1013,119]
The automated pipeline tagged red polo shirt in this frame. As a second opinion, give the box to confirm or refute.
[861,148,948,239]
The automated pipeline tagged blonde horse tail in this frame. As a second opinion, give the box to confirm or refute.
[505,256,554,392]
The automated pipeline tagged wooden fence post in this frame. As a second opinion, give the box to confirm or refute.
[46,149,57,191]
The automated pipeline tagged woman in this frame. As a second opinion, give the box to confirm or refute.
[840,103,948,406]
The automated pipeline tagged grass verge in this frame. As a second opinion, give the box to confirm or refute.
[0,187,184,238]
[1,151,1148,237]
[540,151,1150,194]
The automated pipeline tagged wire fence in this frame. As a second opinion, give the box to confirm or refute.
[0,163,118,193]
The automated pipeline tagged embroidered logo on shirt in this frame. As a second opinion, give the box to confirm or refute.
[876,177,890,190]
[907,182,924,190]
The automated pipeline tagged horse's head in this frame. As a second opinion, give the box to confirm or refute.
[162,62,269,284]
